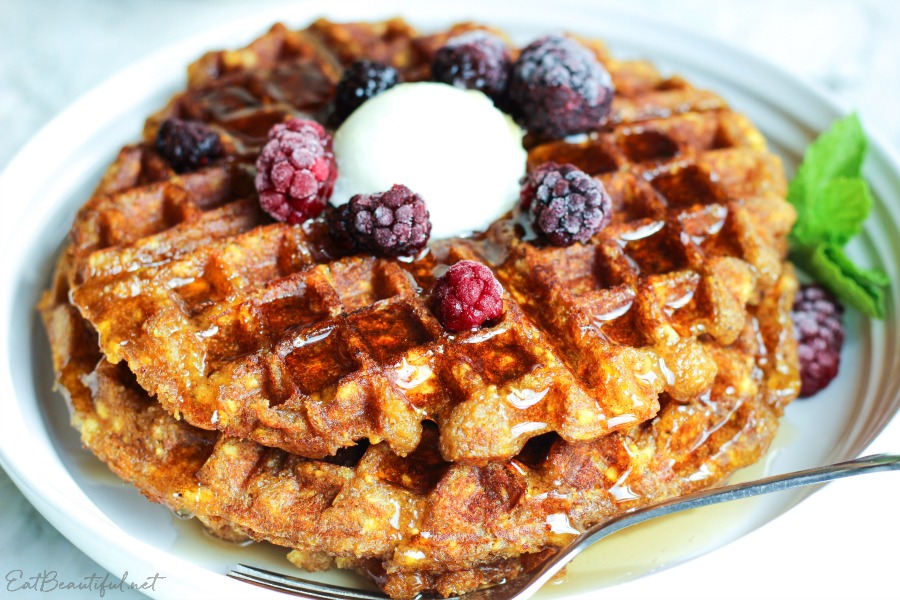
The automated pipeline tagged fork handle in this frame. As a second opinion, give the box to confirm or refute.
[517,453,900,598]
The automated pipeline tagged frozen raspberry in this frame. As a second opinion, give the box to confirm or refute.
[433,261,504,332]
[508,35,614,139]
[792,284,845,397]
[255,119,337,224]
[327,185,431,257]
[332,60,401,125]
[431,31,511,101]
[154,118,223,173]
[520,162,611,246]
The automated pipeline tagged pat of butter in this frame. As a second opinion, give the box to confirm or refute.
[332,83,526,239]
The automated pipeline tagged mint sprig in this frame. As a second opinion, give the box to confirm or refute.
[788,113,888,318]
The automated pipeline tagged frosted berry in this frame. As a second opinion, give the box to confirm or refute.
[155,118,223,173]
[433,261,504,332]
[792,284,844,397]
[521,162,611,246]
[508,35,614,139]
[432,31,511,101]
[255,119,336,224]
[327,185,431,257]
[332,60,401,125]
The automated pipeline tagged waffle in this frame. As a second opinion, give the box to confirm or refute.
[40,17,801,599]
[68,20,795,463]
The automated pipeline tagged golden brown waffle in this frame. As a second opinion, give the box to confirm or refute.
[40,17,802,599]
[68,19,796,463]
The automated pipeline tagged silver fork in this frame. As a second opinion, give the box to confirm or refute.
[228,453,900,600]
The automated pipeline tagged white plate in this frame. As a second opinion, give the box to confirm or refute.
[1,1,898,599]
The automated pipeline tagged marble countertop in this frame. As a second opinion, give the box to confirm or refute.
[1,1,898,599]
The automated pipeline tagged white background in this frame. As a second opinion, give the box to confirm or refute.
[1,1,898,599]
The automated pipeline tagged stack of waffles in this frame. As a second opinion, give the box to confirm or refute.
[39,18,800,599]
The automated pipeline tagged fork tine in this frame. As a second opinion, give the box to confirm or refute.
[229,564,391,600]
[228,570,338,600]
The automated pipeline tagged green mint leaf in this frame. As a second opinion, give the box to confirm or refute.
[788,113,868,246]
[793,243,889,318]
[791,112,867,191]
[790,177,873,246]
[786,113,889,319]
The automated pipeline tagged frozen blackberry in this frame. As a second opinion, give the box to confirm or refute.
[154,118,223,173]
[332,60,401,125]
[521,162,611,246]
[431,31,511,101]
[792,284,845,397]
[327,203,356,252]
[255,119,337,224]
[327,184,431,257]
[433,260,504,332]
[508,35,614,139]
